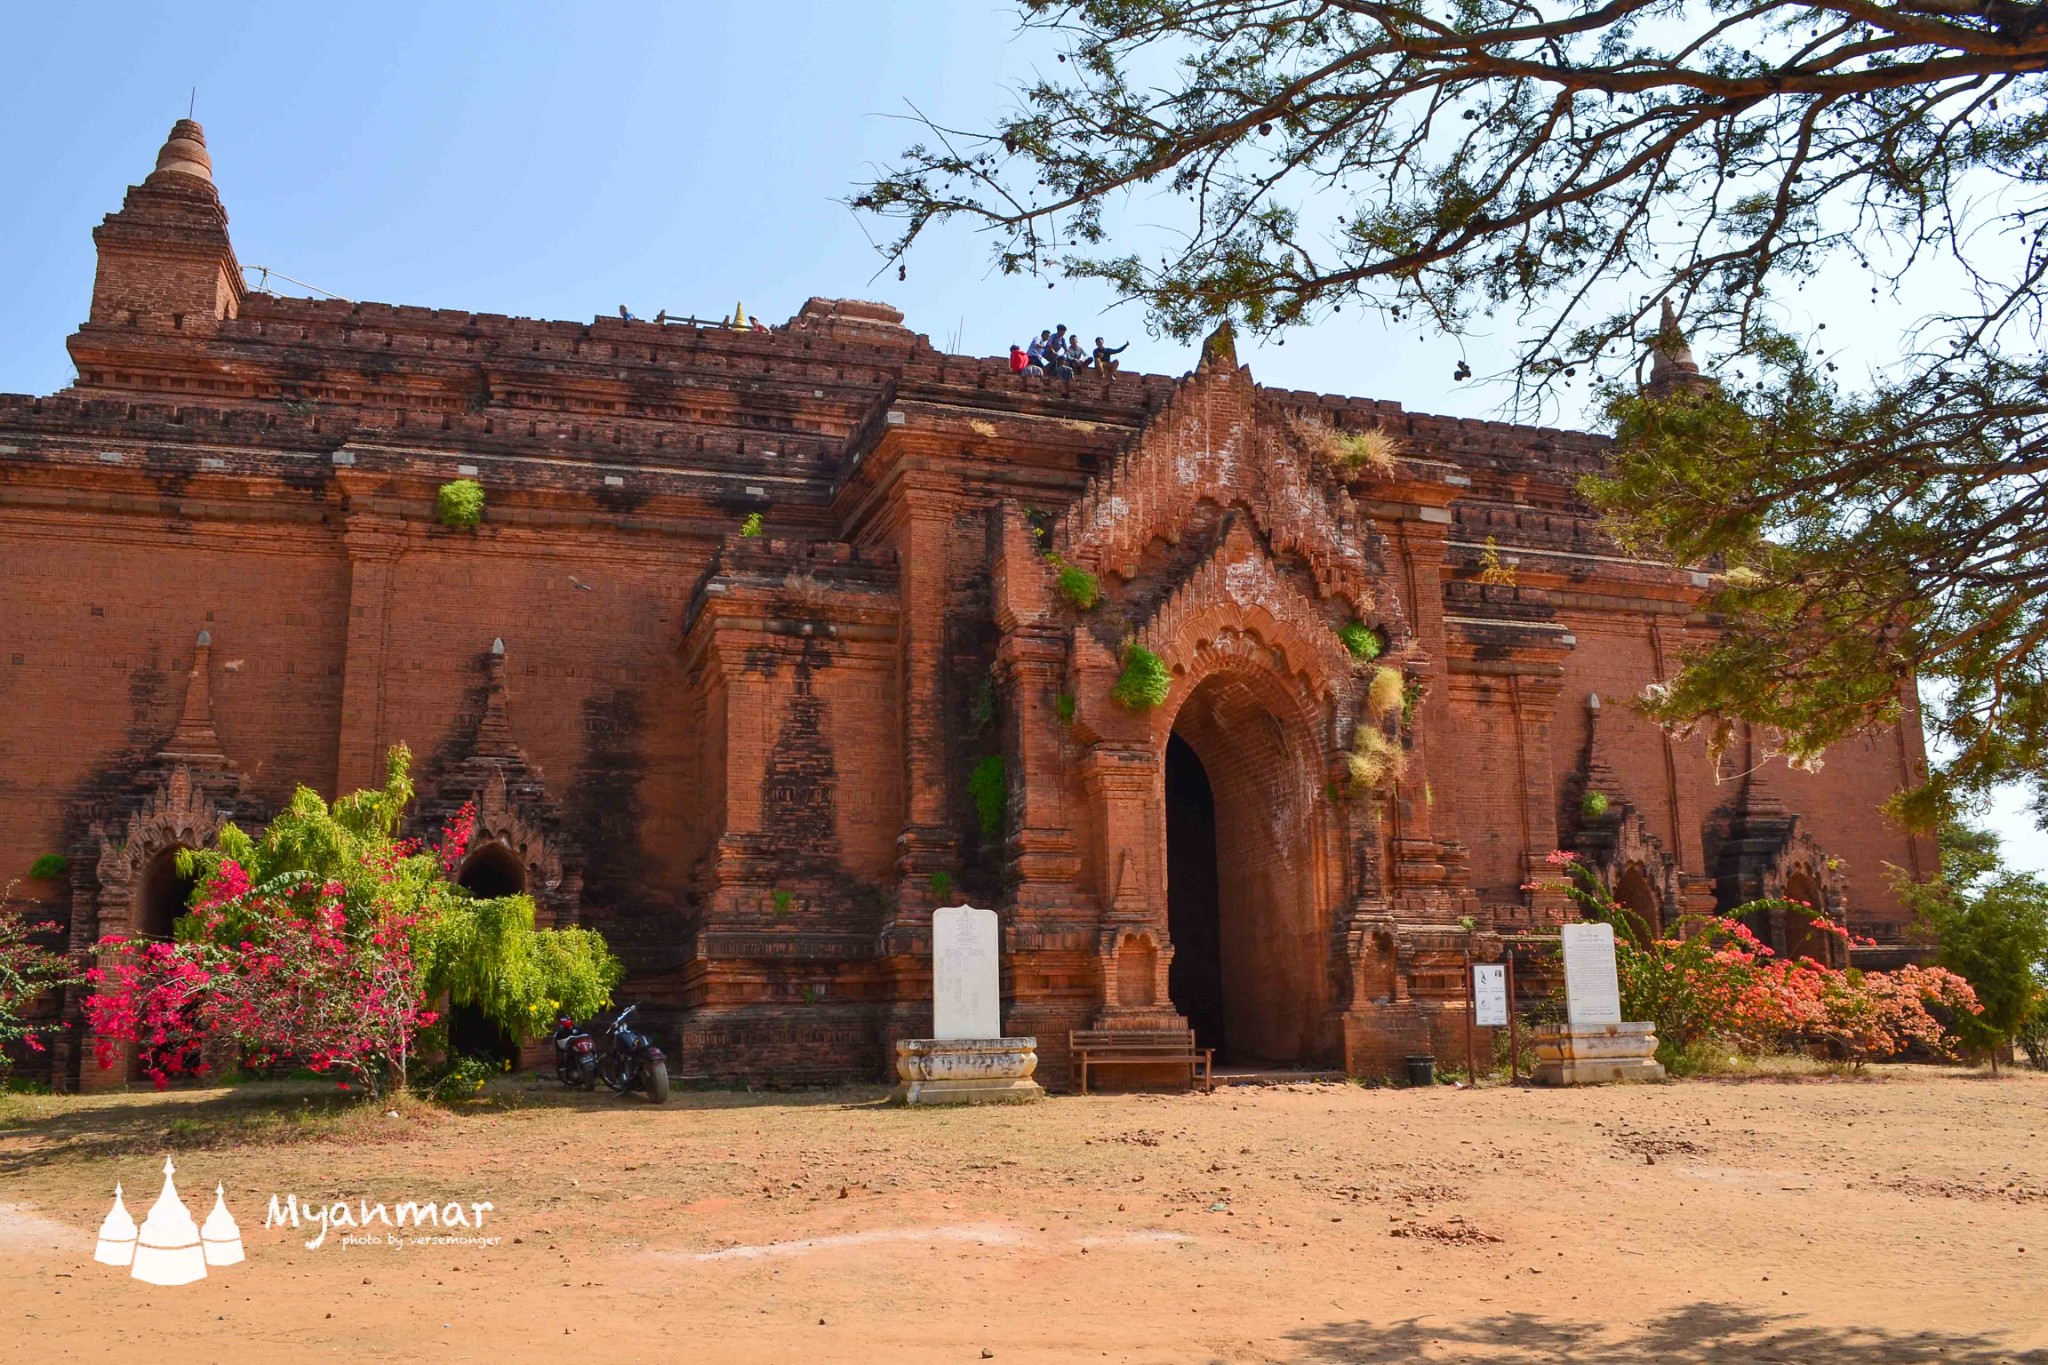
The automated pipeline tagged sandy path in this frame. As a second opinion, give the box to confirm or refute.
[4,1068,2046,1362]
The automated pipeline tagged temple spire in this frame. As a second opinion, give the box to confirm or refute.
[476,637,520,760]
[147,118,215,192]
[1645,298,1716,398]
[158,628,231,769]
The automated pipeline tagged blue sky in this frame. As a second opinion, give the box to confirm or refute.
[2,1,2040,873]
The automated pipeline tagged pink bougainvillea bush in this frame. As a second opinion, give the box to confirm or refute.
[81,745,619,1096]
[0,885,81,1077]
[1536,851,1980,1070]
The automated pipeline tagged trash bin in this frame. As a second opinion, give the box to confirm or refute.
[1404,1055,1436,1088]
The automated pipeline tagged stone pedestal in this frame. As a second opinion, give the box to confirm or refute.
[1529,1021,1665,1085]
[890,1037,1045,1105]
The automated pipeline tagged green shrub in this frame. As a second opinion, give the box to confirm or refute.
[435,479,485,530]
[1055,564,1100,610]
[740,511,764,537]
[1055,693,1076,725]
[426,1055,498,1105]
[771,889,793,918]
[1581,790,1611,820]
[1338,621,1381,662]
[928,870,953,903]
[969,755,1007,841]
[1111,645,1171,711]
[27,854,68,880]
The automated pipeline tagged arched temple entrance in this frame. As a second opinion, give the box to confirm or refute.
[447,841,525,1067]
[1781,867,1835,964]
[1613,864,1661,938]
[136,846,197,941]
[1163,671,1327,1066]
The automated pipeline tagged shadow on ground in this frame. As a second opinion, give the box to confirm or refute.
[0,1077,894,1174]
[1287,1302,2047,1363]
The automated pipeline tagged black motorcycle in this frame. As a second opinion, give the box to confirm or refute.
[552,1016,599,1090]
[596,1004,670,1104]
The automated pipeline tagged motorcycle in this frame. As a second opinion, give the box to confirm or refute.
[552,1016,599,1090]
[596,1004,670,1104]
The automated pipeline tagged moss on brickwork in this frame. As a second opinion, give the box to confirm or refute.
[969,755,1007,842]
[27,854,69,880]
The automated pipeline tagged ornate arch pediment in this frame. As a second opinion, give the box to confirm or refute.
[1573,801,1684,929]
[1135,518,1362,737]
[1051,361,1403,635]
[1756,827,1849,917]
[469,767,568,898]
[416,638,583,925]
[93,766,230,898]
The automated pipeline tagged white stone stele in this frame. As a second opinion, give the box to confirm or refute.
[931,904,1001,1041]
[1560,922,1623,1028]
[891,905,1044,1105]
[1537,924,1666,1084]
[1529,1021,1666,1085]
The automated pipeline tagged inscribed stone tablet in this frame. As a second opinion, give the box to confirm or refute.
[1560,922,1623,1028]
[932,904,1001,1040]
[1472,963,1508,1028]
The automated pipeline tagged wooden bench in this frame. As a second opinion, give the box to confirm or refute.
[1069,1029,1214,1095]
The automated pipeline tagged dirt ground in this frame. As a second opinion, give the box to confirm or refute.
[4,1066,2047,1364]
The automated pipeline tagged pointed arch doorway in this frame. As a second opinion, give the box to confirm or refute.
[1163,671,1329,1067]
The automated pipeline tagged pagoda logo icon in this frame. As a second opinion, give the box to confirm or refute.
[95,1157,244,1286]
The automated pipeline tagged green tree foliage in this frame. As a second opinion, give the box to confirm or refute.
[1111,644,1172,710]
[858,0,2048,825]
[179,745,621,1041]
[436,479,484,530]
[1894,815,2048,1069]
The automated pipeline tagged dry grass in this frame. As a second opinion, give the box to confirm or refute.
[1367,664,1406,718]
[1290,414,1402,478]
[1347,723,1407,788]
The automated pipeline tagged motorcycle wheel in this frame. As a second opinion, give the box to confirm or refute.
[597,1053,631,1094]
[644,1059,670,1105]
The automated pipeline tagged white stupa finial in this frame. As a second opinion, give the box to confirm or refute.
[201,1182,244,1267]
[94,1182,138,1267]
[131,1156,207,1285]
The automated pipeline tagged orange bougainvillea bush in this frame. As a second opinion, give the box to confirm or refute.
[1533,851,1980,1071]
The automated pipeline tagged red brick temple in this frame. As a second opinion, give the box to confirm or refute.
[0,122,1936,1088]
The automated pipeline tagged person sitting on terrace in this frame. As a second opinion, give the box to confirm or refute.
[1045,326,1076,379]
[1092,337,1129,373]
[1010,343,1030,374]
[1026,331,1052,375]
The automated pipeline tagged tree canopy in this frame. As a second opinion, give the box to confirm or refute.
[857,0,2048,826]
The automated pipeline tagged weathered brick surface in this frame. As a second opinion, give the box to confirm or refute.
[0,123,1933,1087]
